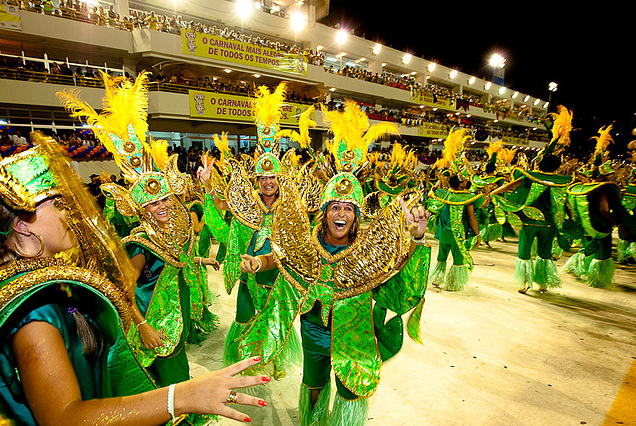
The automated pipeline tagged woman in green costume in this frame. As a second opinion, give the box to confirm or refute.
[58,72,220,389]
[0,138,269,425]
[427,129,483,291]
[236,101,430,425]
[563,125,636,288]
[199,83,303,378]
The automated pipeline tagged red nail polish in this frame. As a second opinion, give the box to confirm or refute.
[262,375,271,382]
[258,399,268,407]
[253,356,261,362]
[244,416,252,423]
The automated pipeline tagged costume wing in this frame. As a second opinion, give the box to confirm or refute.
[270,174,321,293]
[225,158,263,230]
[332,190,419,299]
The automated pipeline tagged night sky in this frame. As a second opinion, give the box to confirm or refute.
[319,1,635,154]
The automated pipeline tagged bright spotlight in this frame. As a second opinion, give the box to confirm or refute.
[372,43,382,55]
[489,53,506,68]
[548,81,558,92]
[468,76,476,85]
[289,11,306,31]
[428,62,436,72]
[335,29,348,45]
[449,69,458,79]
[235,0,253,19]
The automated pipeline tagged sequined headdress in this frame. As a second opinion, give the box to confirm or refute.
[433,127,473,181]
[252,82,287,176]
[320,100,400,209]
[589,124,615,176]
[0,145,58,213]
[534,105,573,168]
[57,71,191,257]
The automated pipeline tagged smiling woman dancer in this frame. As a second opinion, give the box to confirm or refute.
[0,137,268,425]
[237,101,431,425]
[57,72,221,397]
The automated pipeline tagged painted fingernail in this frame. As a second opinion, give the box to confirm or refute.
[244,416,252,423]
[253,356,261,362]
[262,375,271,382]
[258,399,268,407]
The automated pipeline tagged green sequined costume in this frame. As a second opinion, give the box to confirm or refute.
[565,181,634,288]
[498,168,572,291]
[427,188,482,291]
[0,260,156,424]
[236,176,430,425]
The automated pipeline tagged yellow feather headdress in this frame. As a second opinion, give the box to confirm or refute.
[433,127,472,174]
[320,100,399,173]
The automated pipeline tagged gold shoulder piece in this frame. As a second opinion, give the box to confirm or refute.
[332,193,414,299]
[271,174,320,292]
[225,159,263,230]
[0,263,133,331]
[295,162,323,213]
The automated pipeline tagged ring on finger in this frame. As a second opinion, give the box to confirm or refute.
[226,390,239,404]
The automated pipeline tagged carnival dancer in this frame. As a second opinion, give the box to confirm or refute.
[58,71,219,389]
[0,136,269,425]
[235,100,430,425]
[471,141,516,247]
[199,82,303,378]
[427,128,483,291]
[493,106,575,293]
[563,125,636,288]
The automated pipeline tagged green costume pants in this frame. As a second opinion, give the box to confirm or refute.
[518,223,555,260]
[436,240,465,266]
[300,317,358,401]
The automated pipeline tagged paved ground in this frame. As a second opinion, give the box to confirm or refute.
[188,233,636,426]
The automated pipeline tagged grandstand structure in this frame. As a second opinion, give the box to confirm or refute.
[0,0,552,172]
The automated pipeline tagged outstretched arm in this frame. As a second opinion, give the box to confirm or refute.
[12,321,269,425]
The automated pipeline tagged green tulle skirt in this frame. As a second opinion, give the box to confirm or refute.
[428,260,446,287]
[587,258,615,289]
[514,258,534,288]
[299,382,332,426]
[533,257,561,289]
[445,264,469,291]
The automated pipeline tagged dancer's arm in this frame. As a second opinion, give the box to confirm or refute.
[130,252,165,349]
[240,253,275,273]
[12,322,267,425]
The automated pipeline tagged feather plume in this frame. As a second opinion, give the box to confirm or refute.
[549,105,573,147]
[277,105,316,149]
[591,124,614,158]
[321,101,399,162]
[252,82,287,128]
[148,137,169,171]
[213,131,231,160]
[57,70,151,166]
[434,128,471,170]
[485,140,504,159]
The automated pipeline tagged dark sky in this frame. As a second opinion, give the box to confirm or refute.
[319,1,635,151]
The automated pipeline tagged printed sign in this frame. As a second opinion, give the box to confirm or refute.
[182,29,307,76]
[189,90,314,125]
[411,90,454,110]
[0,3,21,30]
[417,122,450,138]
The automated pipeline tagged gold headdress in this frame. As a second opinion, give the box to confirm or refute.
[252,82,287,176]
[58,71,191,260]
[433,127,472,180]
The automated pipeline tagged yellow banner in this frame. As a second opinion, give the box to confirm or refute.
[181,29,307,76]
[502,136,528,146]
[411,90,454,109]
[417,122,450,138]
[189,90,314,125]
[0,3,21,30]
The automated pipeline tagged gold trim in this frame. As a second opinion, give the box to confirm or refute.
[0,262,133,330]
